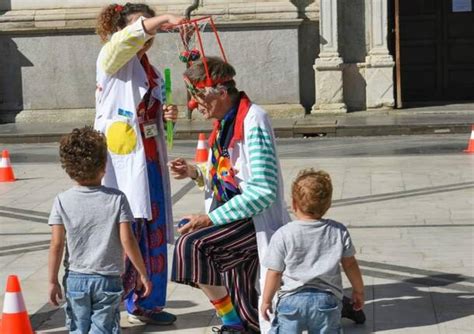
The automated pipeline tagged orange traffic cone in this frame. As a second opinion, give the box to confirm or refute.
[0,150,15,182]
[194,133,209,163]
[0,275,34,334]
[464,125,474,153]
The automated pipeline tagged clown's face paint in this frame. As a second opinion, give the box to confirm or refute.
[184,77,229,120]
[195,92,226,120]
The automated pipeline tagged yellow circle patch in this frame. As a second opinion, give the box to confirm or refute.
[106,121,137,155]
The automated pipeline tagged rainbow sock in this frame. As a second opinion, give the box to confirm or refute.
[211,294,244,329]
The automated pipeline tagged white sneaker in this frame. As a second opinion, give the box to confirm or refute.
[127,314,146,324]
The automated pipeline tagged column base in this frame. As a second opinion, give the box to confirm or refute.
[365,55,395,109]
[314,56,347,113]
[311,103,347,114]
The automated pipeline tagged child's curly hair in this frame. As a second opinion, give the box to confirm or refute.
[59,127,107,182]
[291,169,333,218]
[96,2,155,42]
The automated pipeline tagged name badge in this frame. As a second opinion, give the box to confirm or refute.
[143,121,158,138]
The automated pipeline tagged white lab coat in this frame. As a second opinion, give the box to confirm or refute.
[94,49,174,244]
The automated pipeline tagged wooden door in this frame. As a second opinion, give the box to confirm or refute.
[444,1,474,99]
[397,0,474,103]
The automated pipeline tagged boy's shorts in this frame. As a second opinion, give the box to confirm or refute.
[65,271,123,334]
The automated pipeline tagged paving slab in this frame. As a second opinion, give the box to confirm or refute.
[0,139,473,333]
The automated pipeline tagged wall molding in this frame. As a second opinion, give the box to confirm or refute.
[0,2,318,34]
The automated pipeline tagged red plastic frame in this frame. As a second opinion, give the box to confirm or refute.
[169,16,228,87]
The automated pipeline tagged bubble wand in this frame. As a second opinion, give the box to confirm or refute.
[164,68,174,150]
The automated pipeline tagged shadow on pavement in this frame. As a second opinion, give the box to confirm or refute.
[35,277,473,333]
[343,270,474,333]
[35,308,216,333]
[33,261,473,332]
[368,278,472,332]
[332,181,474,208]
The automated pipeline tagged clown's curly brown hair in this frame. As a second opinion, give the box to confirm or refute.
[59,127,107,182]
[96,2,155,42]
[291,169,333,218]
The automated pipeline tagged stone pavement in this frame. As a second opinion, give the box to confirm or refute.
[1,107,473,143]
[0,139,473,333]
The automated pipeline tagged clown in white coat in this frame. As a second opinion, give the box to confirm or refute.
[93,3,183,325]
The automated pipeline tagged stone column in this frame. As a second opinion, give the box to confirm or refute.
[365,0,395,109]
[312,0,346,113]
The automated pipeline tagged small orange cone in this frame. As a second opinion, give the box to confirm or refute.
[194,133,209,163]
[464,125,474,154]
[0,150,15,182]
[0,275,34,334]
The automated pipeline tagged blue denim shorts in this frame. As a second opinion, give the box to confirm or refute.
[65,271,123,334]
[270,288,342,334]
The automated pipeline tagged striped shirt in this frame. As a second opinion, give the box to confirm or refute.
[208,126,279,225]
[99,17,152,75]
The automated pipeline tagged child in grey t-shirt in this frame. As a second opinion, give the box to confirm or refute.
[261,169,364,334]
[48,127,152,333]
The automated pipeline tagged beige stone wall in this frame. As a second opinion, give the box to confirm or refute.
[0,1,319,121]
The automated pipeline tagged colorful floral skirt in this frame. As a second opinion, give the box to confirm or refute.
[123,160,168,316]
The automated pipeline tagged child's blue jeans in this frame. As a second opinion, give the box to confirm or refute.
[270,288,342,334]
[65,271,123,334]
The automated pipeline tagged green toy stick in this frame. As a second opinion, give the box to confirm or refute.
[164,68,174,150]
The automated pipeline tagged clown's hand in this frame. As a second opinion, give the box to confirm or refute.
[163,104,178,123]
[168,158,197,180]
[178,214,212,234]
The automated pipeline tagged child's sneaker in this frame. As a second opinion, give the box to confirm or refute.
[128,311,177,325]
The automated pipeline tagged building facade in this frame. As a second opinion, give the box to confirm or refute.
[0,1,473,123]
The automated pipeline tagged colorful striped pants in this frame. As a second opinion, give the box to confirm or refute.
[171,219,260,332]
